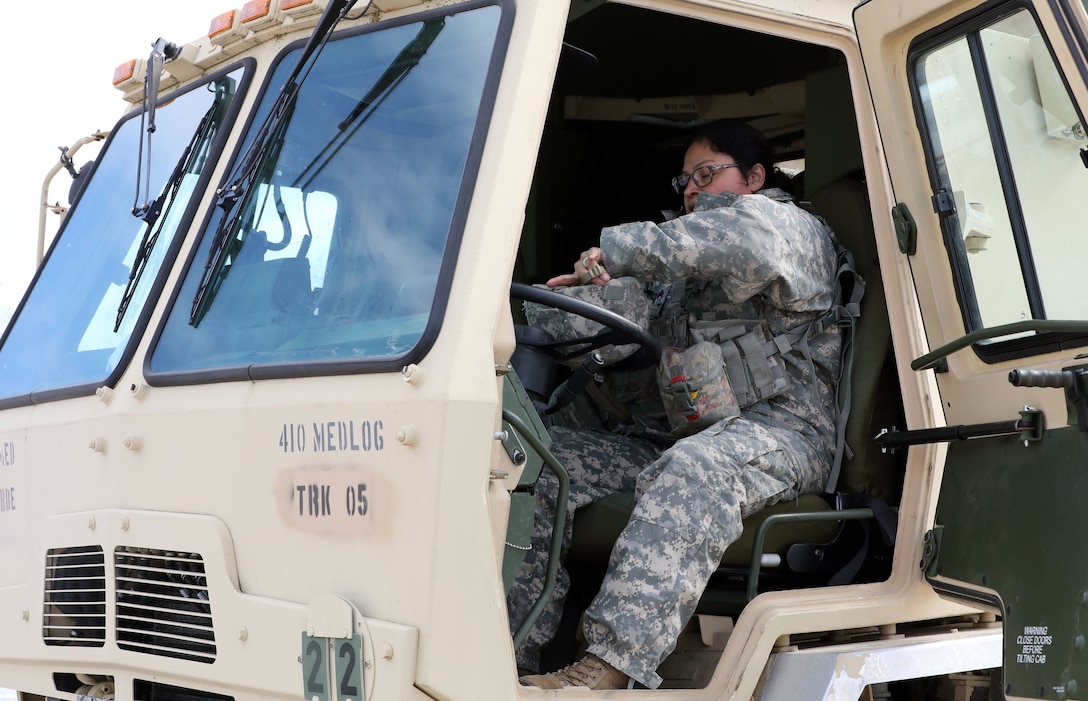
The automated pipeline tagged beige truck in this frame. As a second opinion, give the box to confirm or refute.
[3,0,1088,699]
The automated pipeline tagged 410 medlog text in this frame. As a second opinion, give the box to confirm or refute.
[279,420,385,454]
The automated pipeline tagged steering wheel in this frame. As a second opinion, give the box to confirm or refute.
[510,282,663,366]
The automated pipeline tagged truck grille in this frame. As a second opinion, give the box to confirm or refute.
[42,546,107,647]
[115,548,217,663]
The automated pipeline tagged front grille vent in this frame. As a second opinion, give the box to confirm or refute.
[115,548,217,663]
[43,546,107,647]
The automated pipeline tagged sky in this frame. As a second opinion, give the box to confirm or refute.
[0,1,236,331]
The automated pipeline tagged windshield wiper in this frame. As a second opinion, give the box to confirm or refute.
[189,0,372,327]
[115,78,235,332]
[293,17,445,191]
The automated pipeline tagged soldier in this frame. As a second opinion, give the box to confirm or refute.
[510,121,843,690]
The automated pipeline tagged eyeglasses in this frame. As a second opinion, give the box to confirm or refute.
[671,163,740,194]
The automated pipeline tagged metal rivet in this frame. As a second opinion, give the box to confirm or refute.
[396,426,417,446]
[401,364,423,384]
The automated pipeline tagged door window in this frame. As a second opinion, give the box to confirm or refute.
[913,8,1088,348]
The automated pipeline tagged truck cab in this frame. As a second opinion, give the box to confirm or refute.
[1,0,1087,699]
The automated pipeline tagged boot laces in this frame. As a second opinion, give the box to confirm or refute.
[556,656,608,686]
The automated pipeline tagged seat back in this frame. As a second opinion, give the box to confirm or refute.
[809,179,901,503]
[805,63,903,503]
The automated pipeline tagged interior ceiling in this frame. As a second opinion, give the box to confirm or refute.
[559,4,843,100]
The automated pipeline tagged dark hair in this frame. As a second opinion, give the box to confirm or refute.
[688,121,780,189]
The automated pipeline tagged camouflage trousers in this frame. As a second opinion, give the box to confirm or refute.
[505,427,660,671]
[506,416,829,689]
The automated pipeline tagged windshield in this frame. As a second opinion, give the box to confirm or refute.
[0,68,244,404]
[149,3,505,378]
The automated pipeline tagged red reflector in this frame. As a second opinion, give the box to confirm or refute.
[208,10,236,37]
[242,0,272,22]
[279,0,313,9]
[113,60,136,85]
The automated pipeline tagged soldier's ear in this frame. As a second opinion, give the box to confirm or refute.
[746,164,766,191]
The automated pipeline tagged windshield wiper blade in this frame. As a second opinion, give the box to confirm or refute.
[189,0,372,327]
[293,17,445,191]
[114,78,235,332]
[188,100,295,327]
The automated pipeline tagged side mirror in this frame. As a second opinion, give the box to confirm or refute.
[68,160,94,206]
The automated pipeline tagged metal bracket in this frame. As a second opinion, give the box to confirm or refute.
[1018,406,1045,444]
[931,189,956,216]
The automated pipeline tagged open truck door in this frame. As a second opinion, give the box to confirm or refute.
[855,0,1088,698]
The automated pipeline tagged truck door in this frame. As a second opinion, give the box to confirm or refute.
[854,0,1088,698]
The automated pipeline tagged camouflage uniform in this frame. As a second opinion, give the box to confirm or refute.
[508,188,842,688]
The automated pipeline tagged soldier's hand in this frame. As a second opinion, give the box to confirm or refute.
[546,247,610,287]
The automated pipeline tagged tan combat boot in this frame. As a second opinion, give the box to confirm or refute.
[520,653,629,690]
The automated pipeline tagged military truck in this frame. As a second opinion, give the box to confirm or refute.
[2,0,1087,698]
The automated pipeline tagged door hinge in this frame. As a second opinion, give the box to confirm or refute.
[891,203,917,255]
[921,526,944,577]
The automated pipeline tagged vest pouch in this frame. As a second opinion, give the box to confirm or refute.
[658,341,740,437]
[689,319,793,407]
[718,322,792,407]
